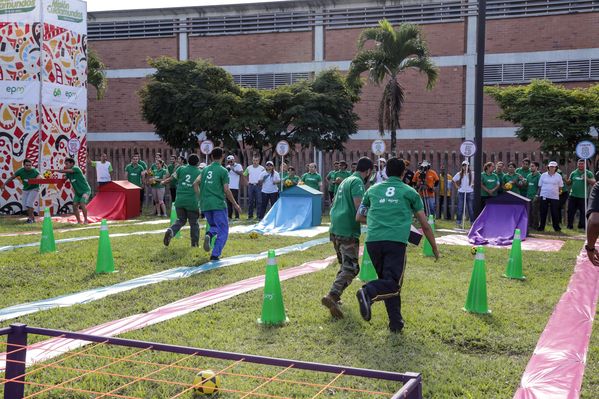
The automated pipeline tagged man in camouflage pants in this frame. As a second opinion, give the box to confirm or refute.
[322,157,373,319]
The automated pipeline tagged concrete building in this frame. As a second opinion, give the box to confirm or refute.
[87,0,599,155]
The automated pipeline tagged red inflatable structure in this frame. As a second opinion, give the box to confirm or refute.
[87,181,141,220]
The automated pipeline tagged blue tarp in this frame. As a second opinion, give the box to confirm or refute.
[254,197,313,234]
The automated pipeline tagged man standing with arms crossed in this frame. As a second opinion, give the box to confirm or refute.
[195,147,242,261]
[244,156,265,220]
[356,158,439,333]
[321,157,374,319]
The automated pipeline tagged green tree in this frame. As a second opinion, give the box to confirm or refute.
[486,80,599,159]
[87,47,107,100]
[139,57,240,149]
[347,20,438,155]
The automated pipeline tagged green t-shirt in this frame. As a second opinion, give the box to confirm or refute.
[502,173,522,192]
[569,169,594,198]
[481,172,500,197]
[174,165,202,211]
[66,166,91,195]
[282,175,300,191]
[301,172,322,191]
[199,161,230,212]
[335,170,351,184]
[139,160,148,170]
[151,168,167,188]
[496,172,505,193]
[125,163,145,187]
[526,172,541,199]
[330,173,365,239]
[167,163,177,188]
[361,176,423,244]
[515,167,531,195]
[14,167,40,191]
[326,170,337,193]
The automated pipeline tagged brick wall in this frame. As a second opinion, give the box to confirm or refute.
[486,13,599,53]
[89,38,178,69]
[188,31,313,65]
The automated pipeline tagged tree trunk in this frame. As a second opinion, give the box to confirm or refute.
[390,129,397,157]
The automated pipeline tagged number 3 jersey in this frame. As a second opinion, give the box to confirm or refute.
[199,162,230,211]
[361,176,424,244]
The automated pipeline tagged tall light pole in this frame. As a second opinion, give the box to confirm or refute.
[473,0,487,217]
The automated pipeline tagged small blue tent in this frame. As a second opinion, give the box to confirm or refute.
[254,185,322,233]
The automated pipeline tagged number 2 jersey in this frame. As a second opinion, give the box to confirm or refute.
[361,176,424,244]
[174,165,203,211]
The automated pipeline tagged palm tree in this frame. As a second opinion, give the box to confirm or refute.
[347,20,438,155]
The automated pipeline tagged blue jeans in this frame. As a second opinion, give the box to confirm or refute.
[247,184,262,218]
[423,197,436,217]
[456,192,474,224]
[204,209,229,258]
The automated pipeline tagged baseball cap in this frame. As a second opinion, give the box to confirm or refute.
[266,161,274,166]
[199,162,207,168]
[462,160,469,166]
[421,160,430,167]
[378,158,386,163]
[226,155,234,161]
[548,161,558,167]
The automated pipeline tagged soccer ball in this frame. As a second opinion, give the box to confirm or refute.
[249,231,259,239]
[470,246,477,256]
[504,182,513,190]
[192,370,221,396]
[284,179,293,187]
[43,170,52,179]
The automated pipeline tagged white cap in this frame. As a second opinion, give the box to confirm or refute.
[421,160,430,167]
[378,158,386,163]
[199,162,207,168]
[266,161,274,166]
[462,160,469,165]
[226,155,234,161]
[548,161,558,167]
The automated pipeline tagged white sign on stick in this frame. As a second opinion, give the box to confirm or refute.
[460,140,477,157]
[200,140,214,155]
[275,140,290,156]
[576,140,596,160]
[371,139,386,156]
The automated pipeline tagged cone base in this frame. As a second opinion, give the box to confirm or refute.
[462,307,492,314]
[257,317,289,326]
[502,274,526,280]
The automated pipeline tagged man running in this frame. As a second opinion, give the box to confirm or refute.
[51,158,92,224]
[194,147,241,261]
[322,157,373,319]
[355,158,439,332]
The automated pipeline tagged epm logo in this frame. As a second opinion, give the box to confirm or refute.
[6,85,25,95]
[53,87,77,99]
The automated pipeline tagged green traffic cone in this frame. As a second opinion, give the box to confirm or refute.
[463,246,491,314]
[39,207,56,254]
[503,229,525,280]
[258,250,289,326]
[96,219,115,273]
[358,246,378,282]
[205,221,216,249]
[169,205,181,238]
[422,214,435,257]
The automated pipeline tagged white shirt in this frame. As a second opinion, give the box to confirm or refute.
[246,165,266,184]
[375,168,388,183]
[92,161,112,182]
[453,171,474,193]
[227,163,243,190]
[539,172,563,200]
[260,171,281,193]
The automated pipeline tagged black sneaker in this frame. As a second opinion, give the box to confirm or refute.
[321,294,344,319]
[26,218,34,224]
[203,234,212,252]
[163,228,173,247]
[389,320,405,333]
[210,256,220,261]
[356,288,372,322]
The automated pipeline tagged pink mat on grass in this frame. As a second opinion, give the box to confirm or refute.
[514,247,599,399]
[0,256,336,370]
[436,234,565,252]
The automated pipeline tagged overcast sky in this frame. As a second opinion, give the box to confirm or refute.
[86,0,286,12]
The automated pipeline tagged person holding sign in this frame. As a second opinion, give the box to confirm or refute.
[566,159,596,230]
[322,157,373,319]
[50,158,92,224]
[301,163,322,191]
[258,161,281,219]
[0,158,41,223]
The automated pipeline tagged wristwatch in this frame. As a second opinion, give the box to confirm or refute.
[585,245,596,252]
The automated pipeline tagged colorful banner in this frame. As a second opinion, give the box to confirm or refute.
[0,0,86,215]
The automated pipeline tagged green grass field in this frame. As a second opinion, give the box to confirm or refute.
[0,214,597,398]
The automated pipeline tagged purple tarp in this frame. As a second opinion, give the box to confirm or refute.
[469,200,529,246]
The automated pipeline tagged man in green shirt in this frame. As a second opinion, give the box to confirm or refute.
[515,158,531,197]
[0,158,41,223]
[502,162,525,193]
[326,161,340,204]
[125,154,146,209]
[163,154,202,247]
[495,161,505,194]
[481,162,500,210]
[51,158,92,224]
[566,159,596,229]
[355,158,438,333]
[334,160,352,186]
[321,157,374,319]
[282,166,300,191]
[194,147,241,261]
[301,163,322,191]
[526,162,541,229]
